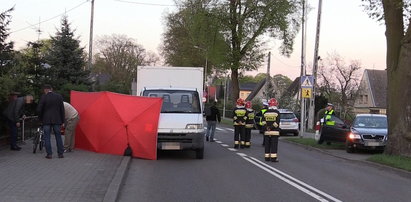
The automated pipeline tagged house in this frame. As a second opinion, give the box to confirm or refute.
[354,69,387,114]
[239,82,257,100]
[245,78,278,101]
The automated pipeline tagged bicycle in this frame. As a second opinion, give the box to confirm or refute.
[32,126,44,154]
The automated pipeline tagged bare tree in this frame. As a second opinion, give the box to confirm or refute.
[93,34,159,93]
[318,53,361,119]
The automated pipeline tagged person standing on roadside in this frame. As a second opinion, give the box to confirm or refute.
[37,85,65,159]
[233,98,247,149]
[63,102,80,153]
[205,101,221,142]
[2,92,34,151]
[262,98,281,162]
[244,101,255,148]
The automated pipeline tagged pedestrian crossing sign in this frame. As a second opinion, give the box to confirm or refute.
[302,88,312,98]
[301,76,314,87]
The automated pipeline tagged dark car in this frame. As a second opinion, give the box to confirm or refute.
[345,114,388,153]
[318,116,350,144]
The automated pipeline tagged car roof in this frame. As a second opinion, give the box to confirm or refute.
[355,114,387,118]
[278,109,294,113]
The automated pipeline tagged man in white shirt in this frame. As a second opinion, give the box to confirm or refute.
[63,102,80,152]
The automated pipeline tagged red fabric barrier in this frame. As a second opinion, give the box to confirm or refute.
[71,91,162,160]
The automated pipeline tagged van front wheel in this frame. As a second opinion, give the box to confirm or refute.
[196,148,204,159]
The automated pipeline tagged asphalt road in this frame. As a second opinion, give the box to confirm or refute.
[118,125,411,202]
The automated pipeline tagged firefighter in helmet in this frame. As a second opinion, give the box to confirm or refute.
[233,98,247,149]
[244,101,255,148]
[262,98,280,162]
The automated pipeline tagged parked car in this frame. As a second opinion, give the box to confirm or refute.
[278,109,299,136]
[318,115,350,144]
[345,114,388,153]
[254,108,299,136]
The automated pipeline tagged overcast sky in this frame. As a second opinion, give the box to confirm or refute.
[4,0,386,80]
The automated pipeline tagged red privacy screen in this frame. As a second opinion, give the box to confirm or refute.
[71,91,162,160]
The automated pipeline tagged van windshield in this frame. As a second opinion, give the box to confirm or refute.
[143,90,201,113]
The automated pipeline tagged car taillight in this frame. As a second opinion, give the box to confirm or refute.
[293,118,299,122]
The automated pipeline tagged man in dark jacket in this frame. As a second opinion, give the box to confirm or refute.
[37,85,65,159]
[3,92,34,150]
[205,101,221,142]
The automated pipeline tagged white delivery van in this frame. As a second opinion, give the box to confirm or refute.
[135,66,205,159]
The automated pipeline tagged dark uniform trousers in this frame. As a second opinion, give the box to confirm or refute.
[234,125,246,148]
[264,130,279,161]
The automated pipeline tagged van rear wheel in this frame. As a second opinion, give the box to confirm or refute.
[196,148,204,159]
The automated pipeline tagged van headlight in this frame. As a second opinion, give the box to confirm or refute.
[186,124,203,129]
[348,132,361,139]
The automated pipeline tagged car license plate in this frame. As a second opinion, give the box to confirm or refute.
[365,142,382,146]
[281,122,290,125]
[162,142,181,150]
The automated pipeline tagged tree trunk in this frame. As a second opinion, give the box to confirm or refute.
[383,0,411,157]
[231,68,239,103]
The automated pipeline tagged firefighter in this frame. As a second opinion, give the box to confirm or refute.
[233,98,247,149]
[262,98,280,162]
[244,101,255,148]
[256,101,268,135]
[256,102,269,146]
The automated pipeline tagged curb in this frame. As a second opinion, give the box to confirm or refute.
[281,139,411,179]
[103,156,132,202]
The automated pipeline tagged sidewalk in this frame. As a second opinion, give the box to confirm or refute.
[0,138,125,202]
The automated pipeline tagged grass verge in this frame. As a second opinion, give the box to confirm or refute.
[220,118,232,126]
[283,137,345,150]
[368,154,411,172]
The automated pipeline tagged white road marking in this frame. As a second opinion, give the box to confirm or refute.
[228,148,237,152]
[215,141,222,144]
[221,144,229,147]
[216,128,225,131]
[235,153,342,202]
[227,128,234,132]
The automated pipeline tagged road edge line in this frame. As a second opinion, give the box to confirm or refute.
[103,156,131,202]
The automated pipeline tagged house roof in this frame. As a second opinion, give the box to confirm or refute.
[366,69,387,108]
[283,77,300,97]
[240,82,257,91]
[245,78,266,101]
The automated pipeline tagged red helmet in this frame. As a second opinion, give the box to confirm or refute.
[245,101,252,109]
[236,98,245,106]
[268,98,278,107]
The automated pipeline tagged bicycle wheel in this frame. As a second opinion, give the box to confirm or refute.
[32,134,39,153]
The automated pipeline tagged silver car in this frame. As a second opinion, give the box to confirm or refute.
[278,109,299,136]
[346,114,388,153]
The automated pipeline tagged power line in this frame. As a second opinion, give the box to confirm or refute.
[10,0,89,34]
[113,0,176,7]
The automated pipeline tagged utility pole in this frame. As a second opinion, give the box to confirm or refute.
[266,52,271,100]
[88,0,95,71]
[299,0,308,137]
[308,0,323,130]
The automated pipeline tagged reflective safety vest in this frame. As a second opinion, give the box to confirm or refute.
[245,108,255,128]
[324,110,335,126]
[258,109,267,126]
[233,106,247,126]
